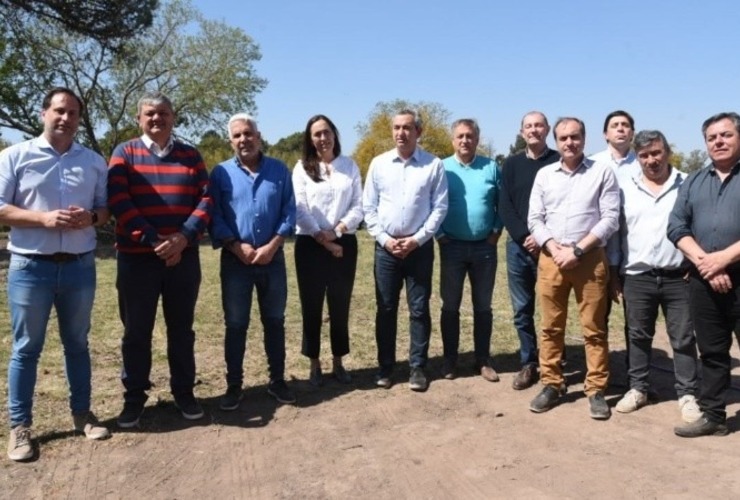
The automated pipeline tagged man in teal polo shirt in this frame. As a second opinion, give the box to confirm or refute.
[437,118,503,381]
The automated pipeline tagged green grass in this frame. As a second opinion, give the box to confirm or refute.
[0,232,625,443]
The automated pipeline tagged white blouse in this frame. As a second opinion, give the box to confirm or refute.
[293,155,364,235]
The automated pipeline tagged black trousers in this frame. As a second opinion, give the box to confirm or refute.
[688,272,740,423]
[294,235,358,359]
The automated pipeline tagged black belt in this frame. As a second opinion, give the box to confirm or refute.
[639,268,688,279]
[19,251,92,262]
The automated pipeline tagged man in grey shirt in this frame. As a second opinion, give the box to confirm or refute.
[668,111,740,438]
[527,117,620,420]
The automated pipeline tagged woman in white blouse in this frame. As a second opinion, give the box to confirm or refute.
[293,115,363,386]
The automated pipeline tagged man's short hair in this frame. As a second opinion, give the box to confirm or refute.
[602,110,634,133]
[396,108,423,130]
[633,130,672,157]
[451,118,480,137]
[701,112,740,137]
[520,111,549,129]
[552,117,586,140]
[227,113,259,136]
[42,87,83,112]
[137,91,174,115]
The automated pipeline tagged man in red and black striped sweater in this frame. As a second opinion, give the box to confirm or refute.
[108,91,212,428]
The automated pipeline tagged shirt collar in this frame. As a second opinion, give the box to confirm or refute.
[33,135,82,155]
[141,134,174,158]
[454,153,477,167]
[525,146,550,160]
[556,156,590,173]
[394,147,419,164]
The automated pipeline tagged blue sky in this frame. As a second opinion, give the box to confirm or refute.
[193,0,739,157]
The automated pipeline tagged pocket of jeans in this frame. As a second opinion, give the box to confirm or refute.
[8,254,31,271]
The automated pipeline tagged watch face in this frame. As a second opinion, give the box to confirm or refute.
[574,247,584,257]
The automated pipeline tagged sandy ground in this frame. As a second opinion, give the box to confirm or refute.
[2,333,739,499]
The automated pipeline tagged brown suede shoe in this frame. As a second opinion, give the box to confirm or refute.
[478,360,500,382]
[512,364,538,390]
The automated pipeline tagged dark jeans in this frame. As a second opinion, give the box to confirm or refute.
[623,273,698,397]
[221,248,287,386]
[688,272,740,423]
[295,235,357,359]
[439,238,496,362]
[506,238,538,366]
[374,240,434,372]
[117,248,201,404]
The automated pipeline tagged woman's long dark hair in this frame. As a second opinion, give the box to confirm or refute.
[302,114,342,182]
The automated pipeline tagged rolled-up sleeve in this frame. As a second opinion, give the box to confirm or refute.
[590,168,620,244]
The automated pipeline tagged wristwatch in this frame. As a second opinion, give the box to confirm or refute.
[573,245,585,259]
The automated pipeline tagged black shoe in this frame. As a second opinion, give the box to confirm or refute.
[117,402,145,428]
[220,385,243,411]
[588,391,611,420]
[174,394,204,420]
[268,380,296,404]
[309,365,324,387]
[512,364,538,390]
[674,417,729,438]
[408,367,428,392]
[441,358,457,380]
[375,367,393,389]
[529,385,564,413]
[332,364,352,384]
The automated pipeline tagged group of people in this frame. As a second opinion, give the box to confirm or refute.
[1,87,738,462]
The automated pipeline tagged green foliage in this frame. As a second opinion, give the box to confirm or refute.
[267,131,303,169]
[353,99,454,177]
[197,130,232,171]
[1,0,157,45]
[0,0,267,157]
[671,147,708,173]
[508,135,527,157]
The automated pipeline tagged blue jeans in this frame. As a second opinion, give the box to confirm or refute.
[374,240,434,372]
[221,248,287,386]
[439,239,496,362]
[506,238,538,366]
[7,252,96,427]
[117,249,201,404]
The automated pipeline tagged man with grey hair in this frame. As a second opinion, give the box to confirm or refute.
[609,130,700,423]
[437,118,502,381]
[668,111,740,437]
[363,109,448,391]
[108,91,212,427]
[209,113,296,409]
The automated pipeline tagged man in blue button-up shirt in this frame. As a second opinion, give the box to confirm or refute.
[209,113,296,408]
[0,87,110,461]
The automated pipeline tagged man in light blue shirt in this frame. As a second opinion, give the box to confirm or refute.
[209,113,296,408]
[0,87,110,461]
[437,118,502,382]
[608,130,700,424]
[362,109,448,391]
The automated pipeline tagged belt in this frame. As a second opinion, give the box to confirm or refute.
[639,268,688,279]
[19,251,92,262]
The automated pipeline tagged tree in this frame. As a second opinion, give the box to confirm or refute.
[508,135,527,157]
[0,0,267,157]
[267,132,303,169]
[353,99,454,177]
[1,0,157,45]
[197,130,233,171]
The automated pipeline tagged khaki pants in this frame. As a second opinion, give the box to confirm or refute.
[536,248,610,395]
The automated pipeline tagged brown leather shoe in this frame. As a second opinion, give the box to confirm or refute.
[477,360,500,382]
[512,364,538,390]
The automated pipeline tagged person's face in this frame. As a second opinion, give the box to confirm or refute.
[520,113,549,150]
[452,124,479,161]
[554,120,585,163]
[41,92,80,144]
[705,118,740,169]
[636,139,670,183]
[392,113,420,156]
[604,115,634,150]
[137,103,175,142]
[310,119,335,160]
[229,119,261,165]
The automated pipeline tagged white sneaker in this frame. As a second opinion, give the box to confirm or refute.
[615,388,648,413]
[678,394,703,423]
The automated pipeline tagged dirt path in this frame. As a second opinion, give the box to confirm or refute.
[2,336,740,499]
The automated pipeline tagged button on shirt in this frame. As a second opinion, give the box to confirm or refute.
[209,155,295,248]
[668,161,740,272]
[293,155,363,235]
[362,147,448,247]
[609,167,688,274]
[0,136,108,254]
[528,157,620,247]
[439,154,502,241]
